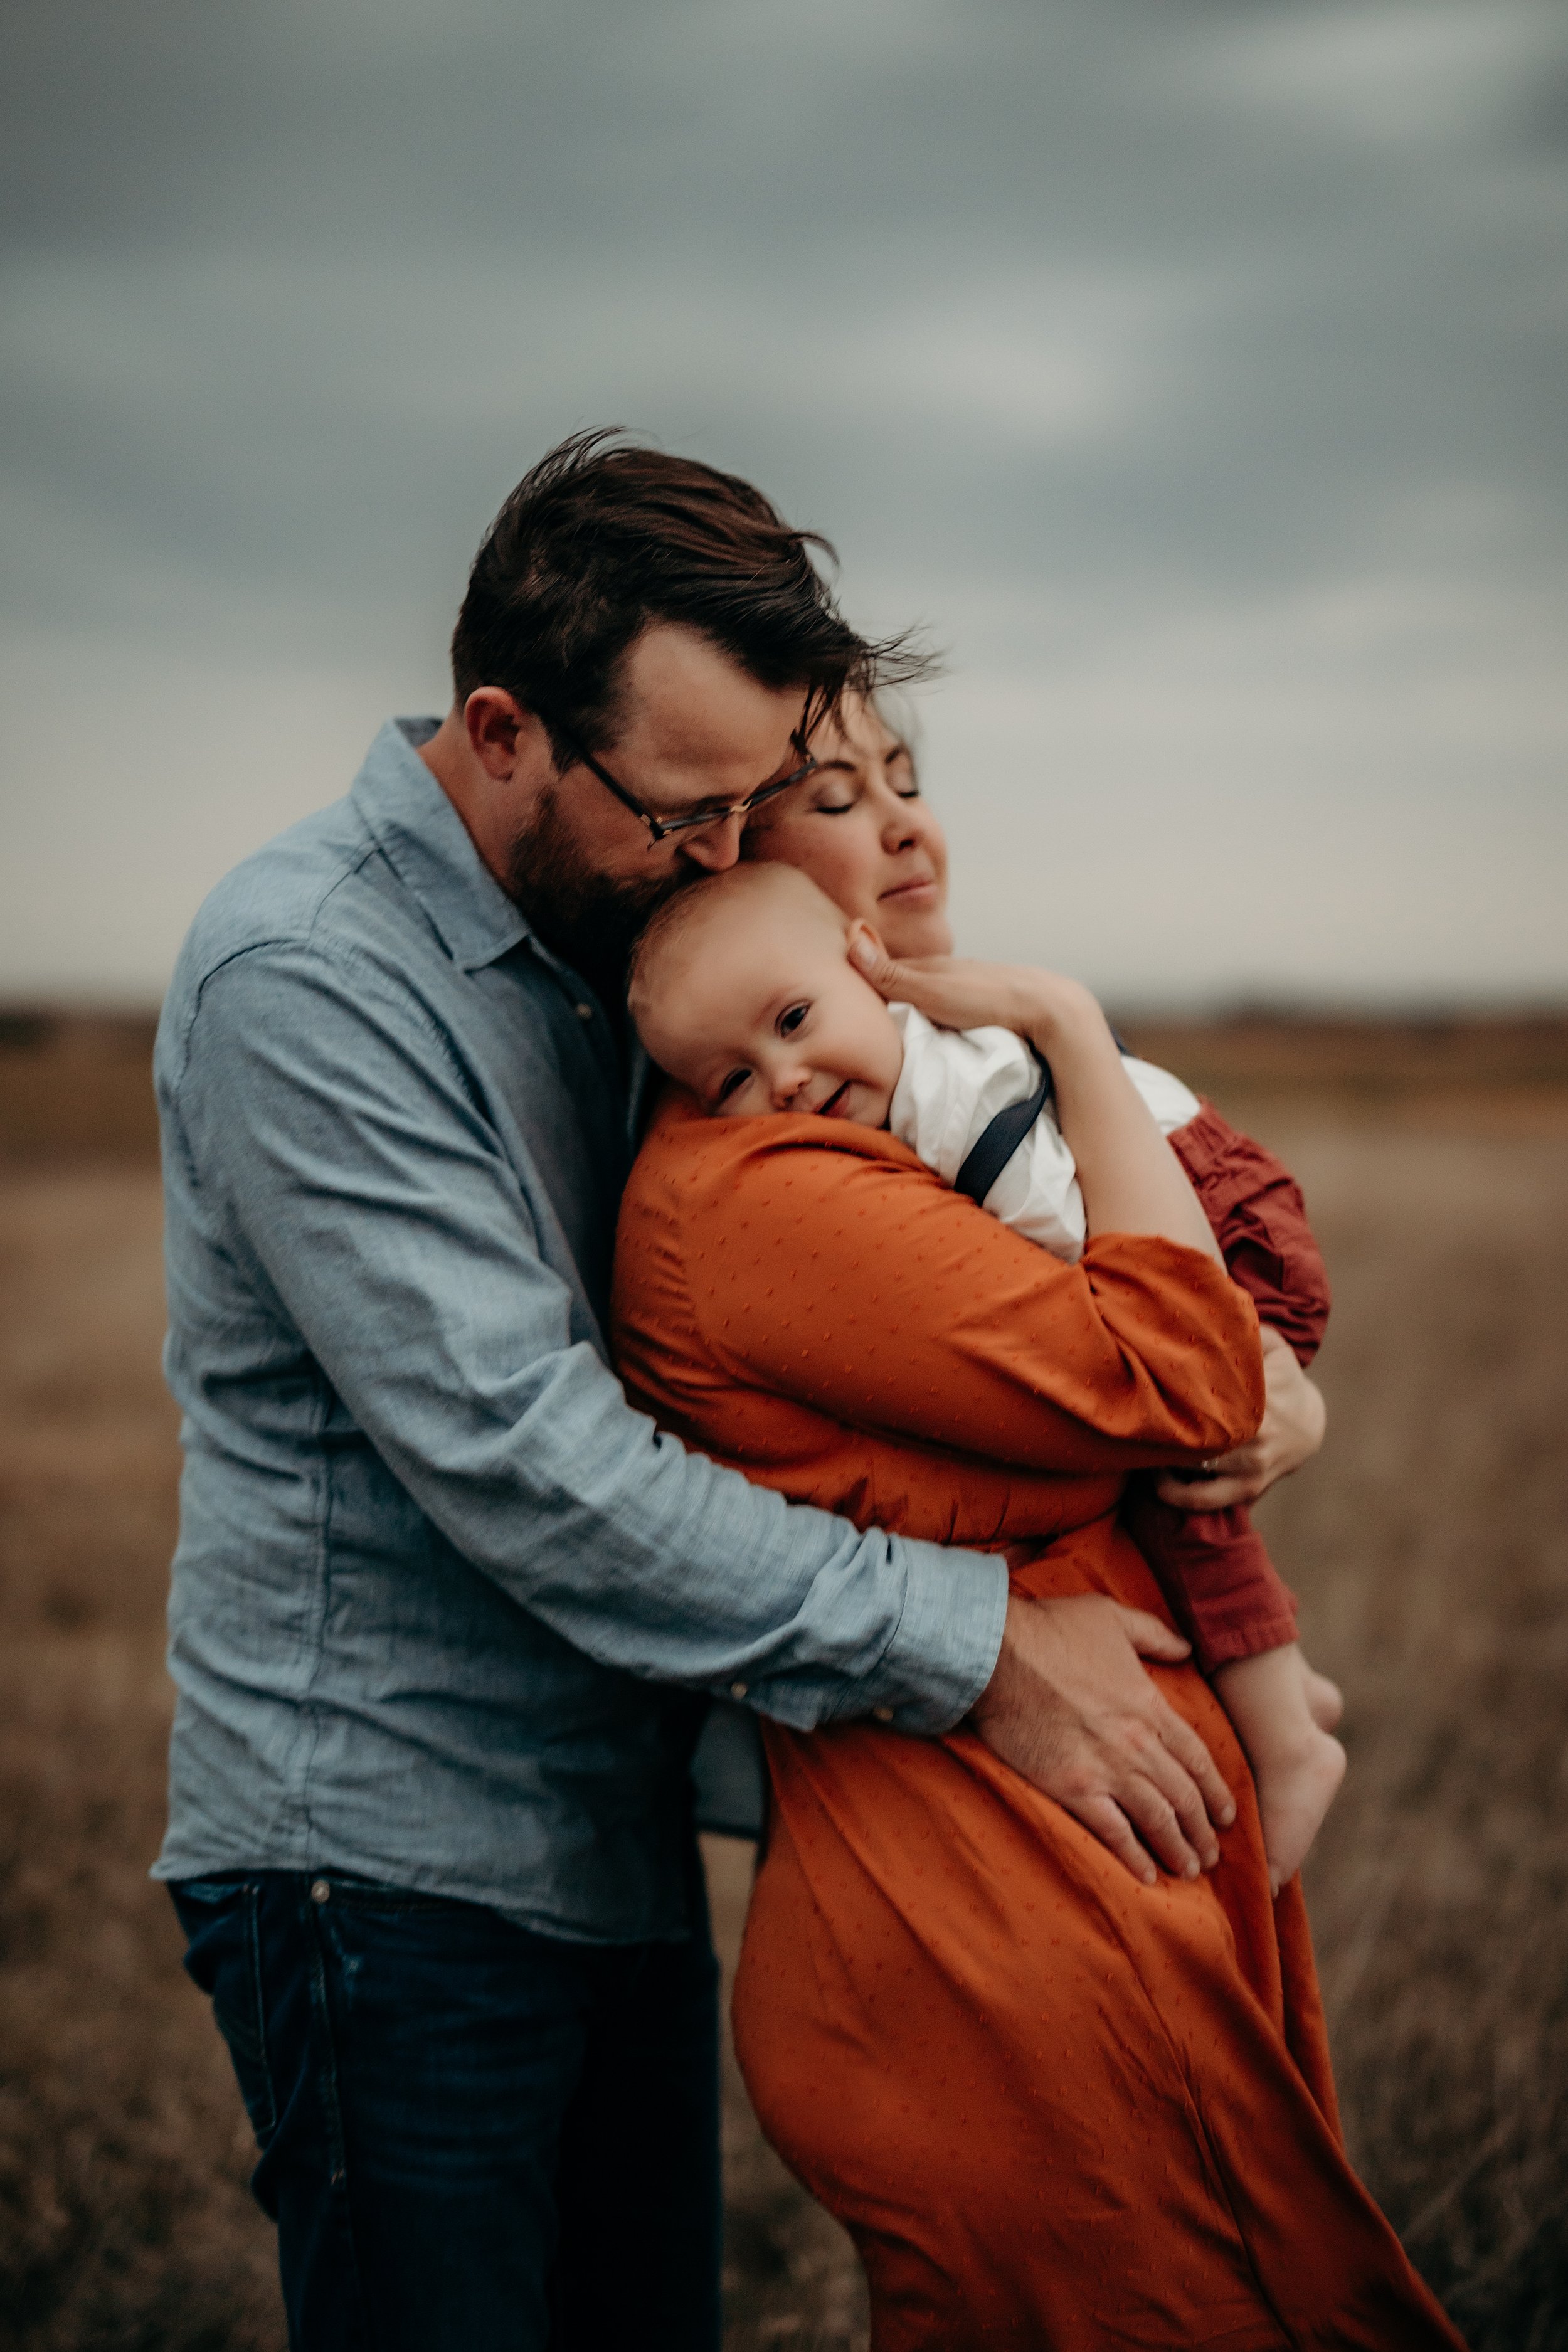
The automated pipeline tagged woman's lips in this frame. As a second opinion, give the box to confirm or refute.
[879,876,939,904]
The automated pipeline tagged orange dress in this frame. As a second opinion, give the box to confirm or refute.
[613,1099,1463,2352]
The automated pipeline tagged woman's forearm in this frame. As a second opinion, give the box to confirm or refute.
[1020,980,1221,1261]
[846,935,1222,1261]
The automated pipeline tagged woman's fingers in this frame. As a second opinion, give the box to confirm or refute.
[847,928,1089,1042]
[1153,1466,1261,1511]
[1158,1332,1325,1513]
[847,924,947,995]
[851,943,1009,1033]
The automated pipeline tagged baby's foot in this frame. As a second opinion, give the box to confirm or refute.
[1302,1660,1344,1734]
[1255,1729,1347,1896]
[1214,1643,1349,1895]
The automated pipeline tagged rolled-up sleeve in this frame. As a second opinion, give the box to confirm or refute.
[172,943,1006,1733]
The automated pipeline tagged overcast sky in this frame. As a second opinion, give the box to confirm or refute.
[3,0,1565,1007]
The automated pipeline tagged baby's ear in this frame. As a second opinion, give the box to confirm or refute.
[847,919,887,974]
[847,919,905,1005]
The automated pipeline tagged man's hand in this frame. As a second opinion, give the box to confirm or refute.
[968,1592,1236,1886]
[1154,1325,1326,1512]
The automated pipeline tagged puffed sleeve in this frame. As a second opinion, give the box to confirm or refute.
[676,1117,1264,1476]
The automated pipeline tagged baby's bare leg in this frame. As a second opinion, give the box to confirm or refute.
[1303,1660,1344,1733]
[1214,1643,1346,1894]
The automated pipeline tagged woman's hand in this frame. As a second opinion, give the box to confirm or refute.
[847,929,1096,1045]
[1155,1326,1326,1511]
[850,928,1223,1267]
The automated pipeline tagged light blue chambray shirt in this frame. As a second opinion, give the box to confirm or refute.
[152,719,1008,1944]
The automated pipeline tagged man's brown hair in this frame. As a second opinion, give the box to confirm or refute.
[450,430,931,765]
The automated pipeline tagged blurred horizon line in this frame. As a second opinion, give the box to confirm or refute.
[7,993,1568,1031]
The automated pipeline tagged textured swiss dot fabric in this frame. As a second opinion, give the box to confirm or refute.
[612,1096,1463,2352]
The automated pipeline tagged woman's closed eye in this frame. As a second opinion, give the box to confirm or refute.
[886,749,919,799]
[815,777,918,814]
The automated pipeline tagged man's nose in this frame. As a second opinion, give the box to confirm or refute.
[679,812,746,872]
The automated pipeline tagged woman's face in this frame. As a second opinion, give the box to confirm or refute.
[743,695,953,959]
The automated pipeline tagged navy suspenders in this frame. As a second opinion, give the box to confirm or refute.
[953,1051,1055,1207]
[951,1033,1131,1210]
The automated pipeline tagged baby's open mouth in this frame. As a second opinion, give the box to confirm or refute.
[817,1082,852,1119]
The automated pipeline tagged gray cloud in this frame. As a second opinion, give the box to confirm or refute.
[3,0,1565,1000]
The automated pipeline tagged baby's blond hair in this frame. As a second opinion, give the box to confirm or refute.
[628,864,847,1027]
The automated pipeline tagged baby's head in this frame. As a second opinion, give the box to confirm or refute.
[628,863,903,1125]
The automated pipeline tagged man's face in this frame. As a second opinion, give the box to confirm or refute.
[499,625,812,977]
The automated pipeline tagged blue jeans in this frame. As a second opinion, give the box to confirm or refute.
[171,1869,722,2351]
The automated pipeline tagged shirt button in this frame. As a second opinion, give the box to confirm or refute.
[310,1879,331,1905]
[575,1002,594,1020]
[872,1706,895,1725]
[729,1681,748,1701]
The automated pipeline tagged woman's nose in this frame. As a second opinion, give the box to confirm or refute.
[874,787,918,850]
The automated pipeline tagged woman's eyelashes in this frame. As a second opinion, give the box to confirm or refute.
[814,782,919,815]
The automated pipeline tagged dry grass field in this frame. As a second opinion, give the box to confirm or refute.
[1,1010,1565,2349]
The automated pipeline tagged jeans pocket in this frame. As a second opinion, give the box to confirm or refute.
[172,1878,279,2147]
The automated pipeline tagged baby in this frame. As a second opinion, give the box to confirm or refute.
[630,859,1347,1890]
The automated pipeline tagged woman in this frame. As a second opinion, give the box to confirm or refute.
[612,699,1461,2348]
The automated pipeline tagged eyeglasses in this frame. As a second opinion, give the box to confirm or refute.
[541,709,819,845]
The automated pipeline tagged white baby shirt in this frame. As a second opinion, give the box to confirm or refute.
[886,1003,1200,1264]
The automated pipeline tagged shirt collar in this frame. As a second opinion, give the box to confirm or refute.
[349,717,534,973]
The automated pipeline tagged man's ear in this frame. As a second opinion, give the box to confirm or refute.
[463,688,536,782]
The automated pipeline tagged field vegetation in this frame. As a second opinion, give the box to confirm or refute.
[1,1012,1565,2349]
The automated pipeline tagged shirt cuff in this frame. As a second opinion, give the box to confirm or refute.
[854,1542,1010,1735]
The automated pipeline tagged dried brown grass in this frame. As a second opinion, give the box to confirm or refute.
[1,1017,1565,2347]
[1253,1108,1568,2349]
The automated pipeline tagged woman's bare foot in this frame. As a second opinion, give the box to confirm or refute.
[1213,1644,1348,1894]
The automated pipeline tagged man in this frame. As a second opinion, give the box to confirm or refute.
[157,433,1235,2349]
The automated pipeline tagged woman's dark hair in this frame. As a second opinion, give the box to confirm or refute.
[450,430,932,764]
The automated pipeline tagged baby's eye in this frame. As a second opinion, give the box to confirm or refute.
[715,1068,750,1104]
[778,1002,810,1037]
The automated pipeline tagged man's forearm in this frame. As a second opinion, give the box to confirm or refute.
[379,1341,1010,1734]
[181,943,1010,1735]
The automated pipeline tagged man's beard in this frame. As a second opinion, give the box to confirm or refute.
[500,784,685,1004]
